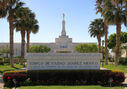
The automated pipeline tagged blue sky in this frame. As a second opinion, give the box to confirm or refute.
[0,0,127,43]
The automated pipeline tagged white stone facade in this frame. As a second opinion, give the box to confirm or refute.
[26,53,102,70]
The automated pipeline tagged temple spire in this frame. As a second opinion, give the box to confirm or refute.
[61,13,66,36]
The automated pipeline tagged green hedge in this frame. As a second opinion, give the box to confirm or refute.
[3,70,28,87]
[27,70,125,86]
[30,45,51,53]
[119,58,127,65]
[75,44,98,53]
[3,70,125,87]
[0,56,3,65]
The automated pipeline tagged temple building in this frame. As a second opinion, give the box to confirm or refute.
[0,14,95,57]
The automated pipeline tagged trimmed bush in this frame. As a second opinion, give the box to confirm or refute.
[3,70,27,87]
[27,70,125,86]
[30,45,51,53]
[75,44,98,53]
[119,58,127,65]
[0,56,3,65]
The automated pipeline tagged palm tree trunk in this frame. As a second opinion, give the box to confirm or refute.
[1,0,7,8]
[21,30,25,65]
[97,35,101,53]
[126,1,127,25]
[9,15,14,67]
[104,21,108,65]
[115,23,121,66]
[27,31,30,52]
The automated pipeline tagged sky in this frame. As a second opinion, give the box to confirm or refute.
[0,0,127,43]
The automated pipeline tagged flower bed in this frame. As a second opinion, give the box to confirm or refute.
[3,70,125,87]
[3,70,27,87]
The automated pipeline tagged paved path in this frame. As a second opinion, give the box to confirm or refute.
[0,73,4,89]
[100,67,107,70]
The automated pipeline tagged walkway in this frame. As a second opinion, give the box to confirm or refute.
[0,73,4,89]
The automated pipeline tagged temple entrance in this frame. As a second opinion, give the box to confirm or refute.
[56,51,72,53]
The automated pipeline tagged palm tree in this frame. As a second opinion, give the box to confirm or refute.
[112,0,127,26]
[0,0,7,21]
[7,0,24,67]
[96,0,108,64]
[26,20,39,52]
[25,13,39,52]
[102,0,126,66]
[88,19,104,53]
[0,0,7,9]
[0,0,24,67]
[15,7,35,65]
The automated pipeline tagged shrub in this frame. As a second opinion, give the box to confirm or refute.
[3,58,10,63]
[30,45,51,53]
[75,44,98,53]
[119,58,127,65]
[3,70,27,87]
[27,70,125,86]
[0,56,3,65]
[3,70,125,87]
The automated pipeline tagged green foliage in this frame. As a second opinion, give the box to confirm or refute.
[75,44,98,53]
[0,46,10,54]
[3,70,27,87]
[103,64,127,73]
[0,56,3,65]
[27,70,125,86]
[3,70,125,87]
[102,0,126,25]
[119,58,127,65]
[0,56,3,60]
[108,32,127,49]
[30,45,51,53]
[88,18,104,38]
[3,86,124,89]
[0,63,24,73]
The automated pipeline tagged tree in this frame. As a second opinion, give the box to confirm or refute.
[0,0,7,18]
[0,0,24,67]
[102,0,126,66]
[96,0,109,64]
[26,13,39,52]
[30,45,51,53]
[15,7,36,65]
[88,19,104,53]
[112,0,127,27]
[108,32,127,49]
[75,44,98,53]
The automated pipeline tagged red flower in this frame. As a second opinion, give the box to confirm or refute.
[112,80,114,82]
[7,76,10,80]
[42,80,44,83]
[116,80,119,83]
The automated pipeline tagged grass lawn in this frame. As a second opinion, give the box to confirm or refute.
[4,86,124,89]
[0,63,24,73]
[102,63,127,73]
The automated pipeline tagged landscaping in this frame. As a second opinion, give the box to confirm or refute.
[2,70,125,88]
[0,63,24,73]
[103,63,127,73]
[3,85,124,89]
